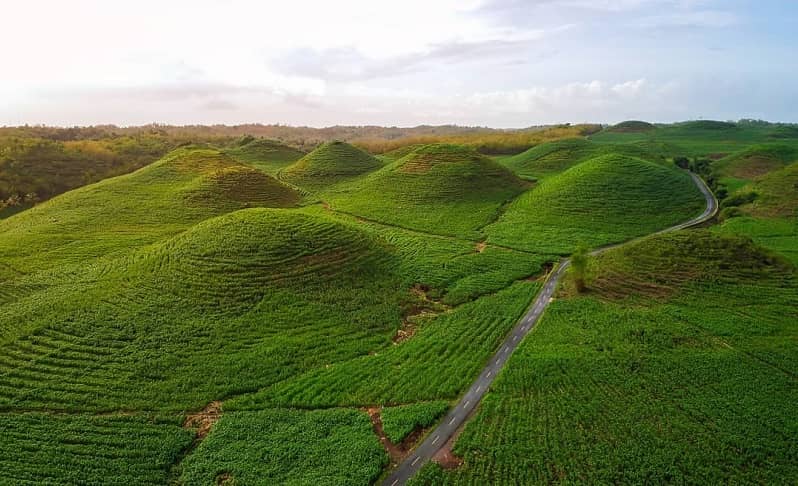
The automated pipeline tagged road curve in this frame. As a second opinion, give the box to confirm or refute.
[382,171,717,486]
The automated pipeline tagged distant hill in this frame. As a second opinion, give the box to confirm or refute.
[607,120,656,133]
[280,141,383,191]
[0,147,301,279]
[224,138,305,175]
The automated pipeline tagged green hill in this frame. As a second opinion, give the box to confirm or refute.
[280,141,382,191]
[224,138,305,175]
[502,138,668,180]
[0,147,301,280]
[0,208,405,412]
[714,144,798,180]
[424,231,798,485]
[328,144,529,237]
[607,120,656,133]
[486,154,705,253]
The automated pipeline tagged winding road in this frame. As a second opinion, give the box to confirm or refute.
[382,172,718,486]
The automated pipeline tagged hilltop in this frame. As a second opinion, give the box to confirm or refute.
[224,137,305,175]
[281,141,383,191]
[327,144,528,237]
[502,138,668,180]
[486,154,705,253]
[0,147,301,279]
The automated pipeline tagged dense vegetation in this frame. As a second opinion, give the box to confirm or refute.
[0,119,795,484]
[486,154,705,253]
[326,144,528,238]
[416,232,798,484]
[179,408,386,485]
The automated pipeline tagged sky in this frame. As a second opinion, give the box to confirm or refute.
[1,0,797,127]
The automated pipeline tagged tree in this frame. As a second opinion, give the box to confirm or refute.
[571,244,589,292]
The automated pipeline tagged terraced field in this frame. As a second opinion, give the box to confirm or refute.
[0,147,302,279]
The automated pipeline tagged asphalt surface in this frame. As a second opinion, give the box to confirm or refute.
[382,171,717,486]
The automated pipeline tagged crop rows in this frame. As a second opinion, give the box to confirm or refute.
[0,413,191,485]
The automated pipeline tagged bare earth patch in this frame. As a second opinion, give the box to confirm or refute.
[475,241,487,253]
[366,407,433,467]
[184,401,222,439]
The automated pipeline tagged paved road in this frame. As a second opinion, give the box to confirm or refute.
[382,171,718,486]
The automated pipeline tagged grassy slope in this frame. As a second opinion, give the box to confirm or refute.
[591,121,798,157]
[179,408,387,485]
[280,140,383,192]
[326,144,529,238]
[714,162,798,265]
[486,154,705,254]
[713,143,798,181]
[0,413,193,485]
[416,231,798,484]
[224,138,305,175]
[0,208,406,412]
[0,147,301,281]
[501,138,668,180]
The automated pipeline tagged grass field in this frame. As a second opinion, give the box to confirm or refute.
[486,154,705,253]
[0,147,302,280]
[179,408,387,485]
[0,120,796,484]
[414,231,798,484]
[281,141,383,192]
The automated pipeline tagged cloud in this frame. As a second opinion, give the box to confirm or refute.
[269,27,571,82]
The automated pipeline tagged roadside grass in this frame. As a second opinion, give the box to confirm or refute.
[485,154,705,254]
[381,401,451,444]
[417,231,798,484]
[179,408,387,486]
[324,144,529,239]
[227,280,539,409]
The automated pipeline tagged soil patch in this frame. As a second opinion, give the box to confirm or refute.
[184,401,222,440]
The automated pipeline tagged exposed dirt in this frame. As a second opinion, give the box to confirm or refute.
[394,285,451,344]
[433,446,464,469]
[215,472,234,485]
[184,401,222,439]
[367,407,432,466]
[730,156,783,179]
[475,241,487,253]
[432,428,464,470]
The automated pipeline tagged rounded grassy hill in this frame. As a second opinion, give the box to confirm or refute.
[224,138,306,175]
[486,154,705,253]
[328,143,529,237]
[280,141,382,191]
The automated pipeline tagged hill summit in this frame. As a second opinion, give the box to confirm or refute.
[281,141,382,190]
